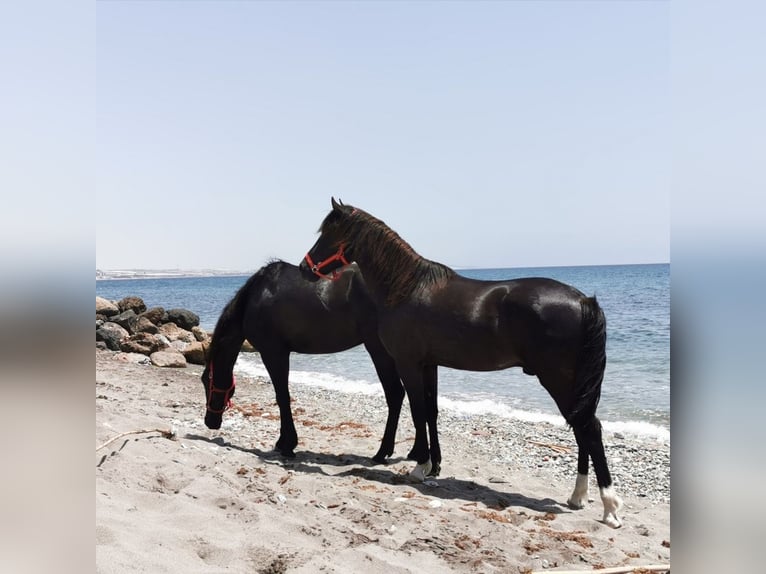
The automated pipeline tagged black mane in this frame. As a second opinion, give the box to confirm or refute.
[324,205,456,306]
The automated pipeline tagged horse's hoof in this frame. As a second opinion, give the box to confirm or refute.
[600,487,623,529]
[408,459,432,482]
[567,473,589,509]
[427,462,441,477]
[567,497,586,510]
[371,453,388,465]
[603,513,622,529]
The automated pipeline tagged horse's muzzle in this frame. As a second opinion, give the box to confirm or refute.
[204,412,223,430]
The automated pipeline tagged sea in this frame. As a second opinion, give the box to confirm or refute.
[97,263,670,442]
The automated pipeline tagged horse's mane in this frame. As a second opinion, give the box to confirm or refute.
[207,259,286,360]
[325,206,456,306]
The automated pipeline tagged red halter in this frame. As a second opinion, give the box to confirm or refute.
[304,243,350,280]
[205,361,236,414]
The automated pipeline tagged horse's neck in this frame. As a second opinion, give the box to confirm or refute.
[345,248,385,302]
[352,237,423,307]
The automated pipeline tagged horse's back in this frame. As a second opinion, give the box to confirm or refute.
[378,275,590,371]
[242,262,371,354]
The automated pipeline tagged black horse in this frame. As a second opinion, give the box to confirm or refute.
[300,198,623,528]
[201,259,406,463]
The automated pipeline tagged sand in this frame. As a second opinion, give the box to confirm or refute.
[96,349,670,573]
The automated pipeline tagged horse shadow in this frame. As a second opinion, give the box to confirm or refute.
[184,433,566,515]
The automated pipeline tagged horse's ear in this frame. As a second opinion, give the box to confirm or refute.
[331,197,342,211]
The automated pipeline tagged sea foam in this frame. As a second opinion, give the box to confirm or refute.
[234,355,669,442]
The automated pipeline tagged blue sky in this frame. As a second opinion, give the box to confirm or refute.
[97,1,670,271]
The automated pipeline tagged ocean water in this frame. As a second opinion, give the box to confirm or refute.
[97,263,670,441]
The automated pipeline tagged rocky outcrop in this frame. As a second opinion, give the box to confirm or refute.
[96,296,120,317]
[117,296,147,315]
[159,322,196,343]
[182,341,207,365]
[96,321,129,351]
[140,307,165,325]
[96,295,210,367]
[150,350,187,368]
[165,308,200,331]
[119,332,168,355]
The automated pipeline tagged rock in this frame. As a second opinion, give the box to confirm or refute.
[114,352,151,364]
[241,340,257,352]
[134,316,159,334]
[96,341,108,350]
[159,322,196,343]
[97,322,129,351]
[150,350,187,368]
[96,296,119,317]
[139,306,165,326]
[191,326,209,342]
[119,332,168,355]
[170,340,188,353]
[110,309,138,334]
[117,296,147,315]
[183,340,208,365]
[155,333,172,347]
[165,308,199,330]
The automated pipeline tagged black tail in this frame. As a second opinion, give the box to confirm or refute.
[566,296,607,427]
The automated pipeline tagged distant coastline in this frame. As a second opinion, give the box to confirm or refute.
[97,262,669,281]
[96,269,252,281]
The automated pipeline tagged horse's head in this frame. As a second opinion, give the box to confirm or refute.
[201,360,236,429]
[301,197,357,279]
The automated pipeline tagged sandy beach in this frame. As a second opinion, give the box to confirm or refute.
[96,349,670,573]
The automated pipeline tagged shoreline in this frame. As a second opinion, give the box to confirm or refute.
[233,357,671,446]
[96,349,670,572]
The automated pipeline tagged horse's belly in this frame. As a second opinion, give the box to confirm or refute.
[430,343,522,372]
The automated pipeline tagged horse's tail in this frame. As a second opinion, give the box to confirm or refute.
[566,296,607,427]
[202,273,261,383]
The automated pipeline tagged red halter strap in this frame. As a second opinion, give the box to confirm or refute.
[304,243,350,280]
[206,361,236,414]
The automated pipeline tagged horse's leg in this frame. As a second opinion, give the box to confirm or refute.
[363,340,405,463]
[567,426,591,509]
[424,364,441,477]
[580,415,623,528]
[261,350,298,457]
[397,361,431,481]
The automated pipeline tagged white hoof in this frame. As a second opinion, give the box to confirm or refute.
[603,512,622,529]
[567,473,589,509]
[600,486,623,529]
[567,496,586,510]
[408,459,432,482]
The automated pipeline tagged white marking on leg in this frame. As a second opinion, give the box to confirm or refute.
[567,473,589,509]
[600,485,623,528]
[408,459,432,482]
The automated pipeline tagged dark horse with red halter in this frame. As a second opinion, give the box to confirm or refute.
[201,259,406,463]
[301,199,623,527]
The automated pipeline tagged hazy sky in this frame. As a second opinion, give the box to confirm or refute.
[96,1,669,271]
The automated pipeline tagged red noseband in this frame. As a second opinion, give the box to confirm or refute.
[206,361,236,414]
[304,243,350,280]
